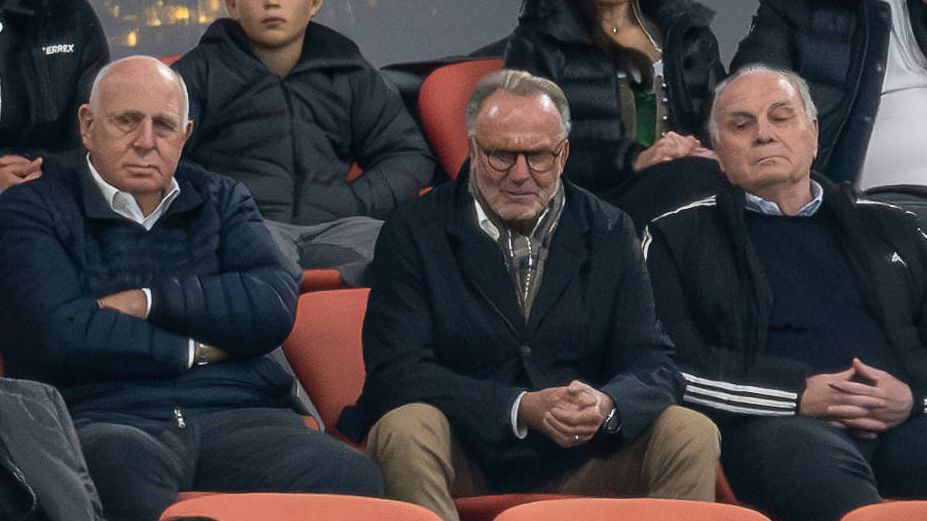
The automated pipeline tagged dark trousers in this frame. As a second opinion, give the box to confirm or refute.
[721,415,927,521]
[76,407,383,521]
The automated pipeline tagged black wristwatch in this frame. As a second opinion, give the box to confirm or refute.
[601,407,622,435]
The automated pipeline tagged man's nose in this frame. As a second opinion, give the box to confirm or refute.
[133,119,156,150]
[507,153,532,183]
[754,117,776,143]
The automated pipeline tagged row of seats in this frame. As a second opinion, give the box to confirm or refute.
[162,494,779,520]
[162,480,927,520]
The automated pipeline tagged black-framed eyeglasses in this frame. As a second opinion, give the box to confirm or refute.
[476,139,567,174]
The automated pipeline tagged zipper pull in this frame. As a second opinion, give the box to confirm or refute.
[173,407,187,429]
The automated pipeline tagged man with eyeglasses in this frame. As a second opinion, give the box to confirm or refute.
[347,69,720,521]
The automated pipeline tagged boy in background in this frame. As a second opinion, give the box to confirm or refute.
[174,0,435,286]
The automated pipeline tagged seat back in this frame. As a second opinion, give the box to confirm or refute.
[160,492,441,521]
[417,58,503,180]
[492,498,771,521]
[841,501,927,521]
[282,288,370,442]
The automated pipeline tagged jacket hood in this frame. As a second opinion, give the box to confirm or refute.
[517,0,715,44]
[198,18,368,72]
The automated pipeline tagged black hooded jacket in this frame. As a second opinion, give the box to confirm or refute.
[504,0,725,197]
[174,19,435,226]
[0,0,108,168]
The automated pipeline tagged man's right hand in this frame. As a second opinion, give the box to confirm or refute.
[632,132,709,172]
[518,381,610,448]
[97,289,149,319]
[800,360,913,439]
[196,342,232,366]
[0,155,43,190]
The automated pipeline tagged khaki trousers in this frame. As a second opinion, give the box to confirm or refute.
[367,403,720,521]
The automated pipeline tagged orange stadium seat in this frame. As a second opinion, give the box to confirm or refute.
[300,269,346,293]
[417,58,503,180]
[492,497,772,521]
[282,288,370,445]
[160,493,442,521]
[840,501,927,521]
[158,55,182,66]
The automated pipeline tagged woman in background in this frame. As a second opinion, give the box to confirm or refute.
[505,0,726,221]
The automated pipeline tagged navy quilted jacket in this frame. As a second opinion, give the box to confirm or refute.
[0,162,300,426]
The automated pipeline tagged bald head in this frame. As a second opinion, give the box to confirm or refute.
[89,56,190,126]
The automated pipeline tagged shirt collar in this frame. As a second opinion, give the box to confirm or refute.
[86,154,181,231]
[744,180,824,217]
[472,184,565,241]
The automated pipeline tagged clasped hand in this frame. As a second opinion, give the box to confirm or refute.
[800,358,913,439]
[632,132,717,172]
[518,380,614,448]
[0,155,43,190]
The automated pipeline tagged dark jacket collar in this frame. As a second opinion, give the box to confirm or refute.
[199,18,368,73]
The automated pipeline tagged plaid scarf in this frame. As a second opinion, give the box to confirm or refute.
[470,175,566,320]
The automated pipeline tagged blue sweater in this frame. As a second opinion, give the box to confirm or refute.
[0,162,300,428]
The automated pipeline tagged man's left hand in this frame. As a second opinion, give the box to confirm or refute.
[825,358,913,436]
[544,380,614,446]
[96,289,148,319]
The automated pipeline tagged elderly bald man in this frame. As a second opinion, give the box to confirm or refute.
[0,56,382,521]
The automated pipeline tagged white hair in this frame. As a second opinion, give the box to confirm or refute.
[708,64,817,139]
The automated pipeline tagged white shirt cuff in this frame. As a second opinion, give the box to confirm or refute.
[187,339,196,369]
[141,288,152,319]
[511,391,528,439]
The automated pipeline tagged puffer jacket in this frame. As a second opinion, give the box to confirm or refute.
[504,0,725,196]
[174,19,435,226]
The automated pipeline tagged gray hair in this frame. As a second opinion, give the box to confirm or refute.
[89,55,190,125]
[708,64,817,139]
[466,69,572,138]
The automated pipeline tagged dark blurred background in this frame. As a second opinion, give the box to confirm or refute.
[90,0,757,67]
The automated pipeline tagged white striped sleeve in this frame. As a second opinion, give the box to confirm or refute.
[682,372,799,416]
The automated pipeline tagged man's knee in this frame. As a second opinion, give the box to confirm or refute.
[77,423,183,521]
[78,423,180,476]
[728,416,844,465]
[295,441,384,497]
[648,405,720,460]
[367,403,453,464]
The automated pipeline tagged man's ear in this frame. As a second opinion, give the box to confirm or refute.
[709,136,727,173]
[182,120,195,143]
[559,139,570,168]
[467,136,479,166]
[308,0,324,18]
[224,0,239,20]
[811,118,819,159]
[78,104,94,151]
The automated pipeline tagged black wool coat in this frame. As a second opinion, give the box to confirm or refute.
[351,171,683,490]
